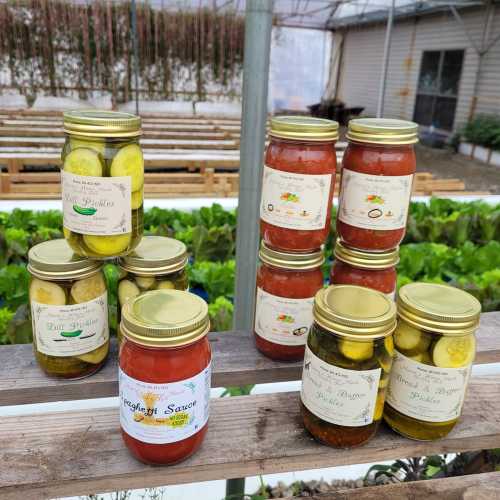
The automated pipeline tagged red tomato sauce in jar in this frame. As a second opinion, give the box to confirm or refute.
[261,116,338,252]
[337,119,418,251]
[119,290,211,465]
[254,242,324,362]
[329,240,398,298]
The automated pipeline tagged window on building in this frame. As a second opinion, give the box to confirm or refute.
[413,50,464,131]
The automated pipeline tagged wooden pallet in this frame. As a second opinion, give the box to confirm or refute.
[0,312,499,499]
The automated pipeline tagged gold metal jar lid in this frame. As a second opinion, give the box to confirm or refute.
[63,110,141,138]
[334,239,399,269]
[259,241,324,270]
[397,283,481,335]
[269,115,339,142]
[346,118,418,145]
[119,236,188,276]
[314,285,397,339]
[28,239,102,281]
[121,290,210,348]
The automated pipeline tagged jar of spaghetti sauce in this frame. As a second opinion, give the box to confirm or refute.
[301,285,396,448]
[261,116,338,252]
[254,242,324,362]
[385,283,480,441]
[337,119,418,251]
[119,290,211,465]
[330,239,398,299]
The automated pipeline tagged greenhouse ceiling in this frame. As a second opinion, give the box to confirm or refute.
[132,0,491,29]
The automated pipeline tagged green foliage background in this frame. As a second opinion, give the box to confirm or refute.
[0,199,499,344]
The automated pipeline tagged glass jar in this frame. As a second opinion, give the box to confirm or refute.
[254,242,324,362]
[120,290,211,465]
[330,239,398,299]
[385,283,480,441]
[260,116,338,252]
[61,110,144,259]
[28,239,109,378]
[337,118,418,251]
[117,236,189,340]
[301,285,396,448]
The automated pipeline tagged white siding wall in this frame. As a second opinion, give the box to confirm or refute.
[336,7,500,131]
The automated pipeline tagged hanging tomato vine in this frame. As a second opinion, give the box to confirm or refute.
[0,0,245,103]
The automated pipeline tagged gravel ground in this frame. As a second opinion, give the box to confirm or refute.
[416,145,500,194]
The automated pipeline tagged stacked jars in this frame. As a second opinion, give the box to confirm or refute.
[331,118,419,296]
[28,110,144,379]
[255,116,339,361]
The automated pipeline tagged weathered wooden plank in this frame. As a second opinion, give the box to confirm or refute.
[286,471,500,499]
[1,376,500,499]
[0,312,499,407]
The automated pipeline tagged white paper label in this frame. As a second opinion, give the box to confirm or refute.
[62,171,132,235]
[386,350,471,423]
[31,292,109,357]
[301,346,381,427]
[254,287,313,346]
[119,364,211,444]
[260,165,332,230]
[338,169,413,230]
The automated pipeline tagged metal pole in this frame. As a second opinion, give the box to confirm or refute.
[131,0,140,115]
[233,0,273,331]
[376,0,395,118]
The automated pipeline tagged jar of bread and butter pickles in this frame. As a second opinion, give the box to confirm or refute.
[384,283,480,441]
[301,285,397,448]
[28,239,109,378]
[61,110,144,259]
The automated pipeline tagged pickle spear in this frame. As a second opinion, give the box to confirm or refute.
[64,148,103,177]
[432,336,475,368]
[110,144,144,191]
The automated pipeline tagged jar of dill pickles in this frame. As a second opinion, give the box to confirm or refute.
[117,236,189,342]
[28,239,109,378]
[385,283,480,441]
[61,110,144,259]
[301,285,397,448]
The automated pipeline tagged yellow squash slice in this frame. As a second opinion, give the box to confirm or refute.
[30,278,66,305]
[110,144,144,191]
[83,233,131,256]
[339,339,373,362]
[64,148,103,177]
[432,336,476,368]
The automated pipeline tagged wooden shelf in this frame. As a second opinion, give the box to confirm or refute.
[1,312,498,407]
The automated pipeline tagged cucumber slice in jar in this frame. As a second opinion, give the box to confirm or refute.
[76,342,108,364]
[64,148,103,177]
[339,339,373,362]
[71,273,107,303]
[410,351,433,365]
[83,233,132,256]
[373,391,385,421]
[118,279,140,306]
[30,278,66,305]
[135,276,156,290]
[131,189,144,210]
[70,137,105,155]
[110,144,144,191]
[157,280,175,290]
[394,322,430,353]
[432,336,476,368]
[384,335,394,356]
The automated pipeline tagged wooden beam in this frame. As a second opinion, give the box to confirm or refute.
[0,312,498,407]
[292,471,500,499]
[1,376,500,499]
